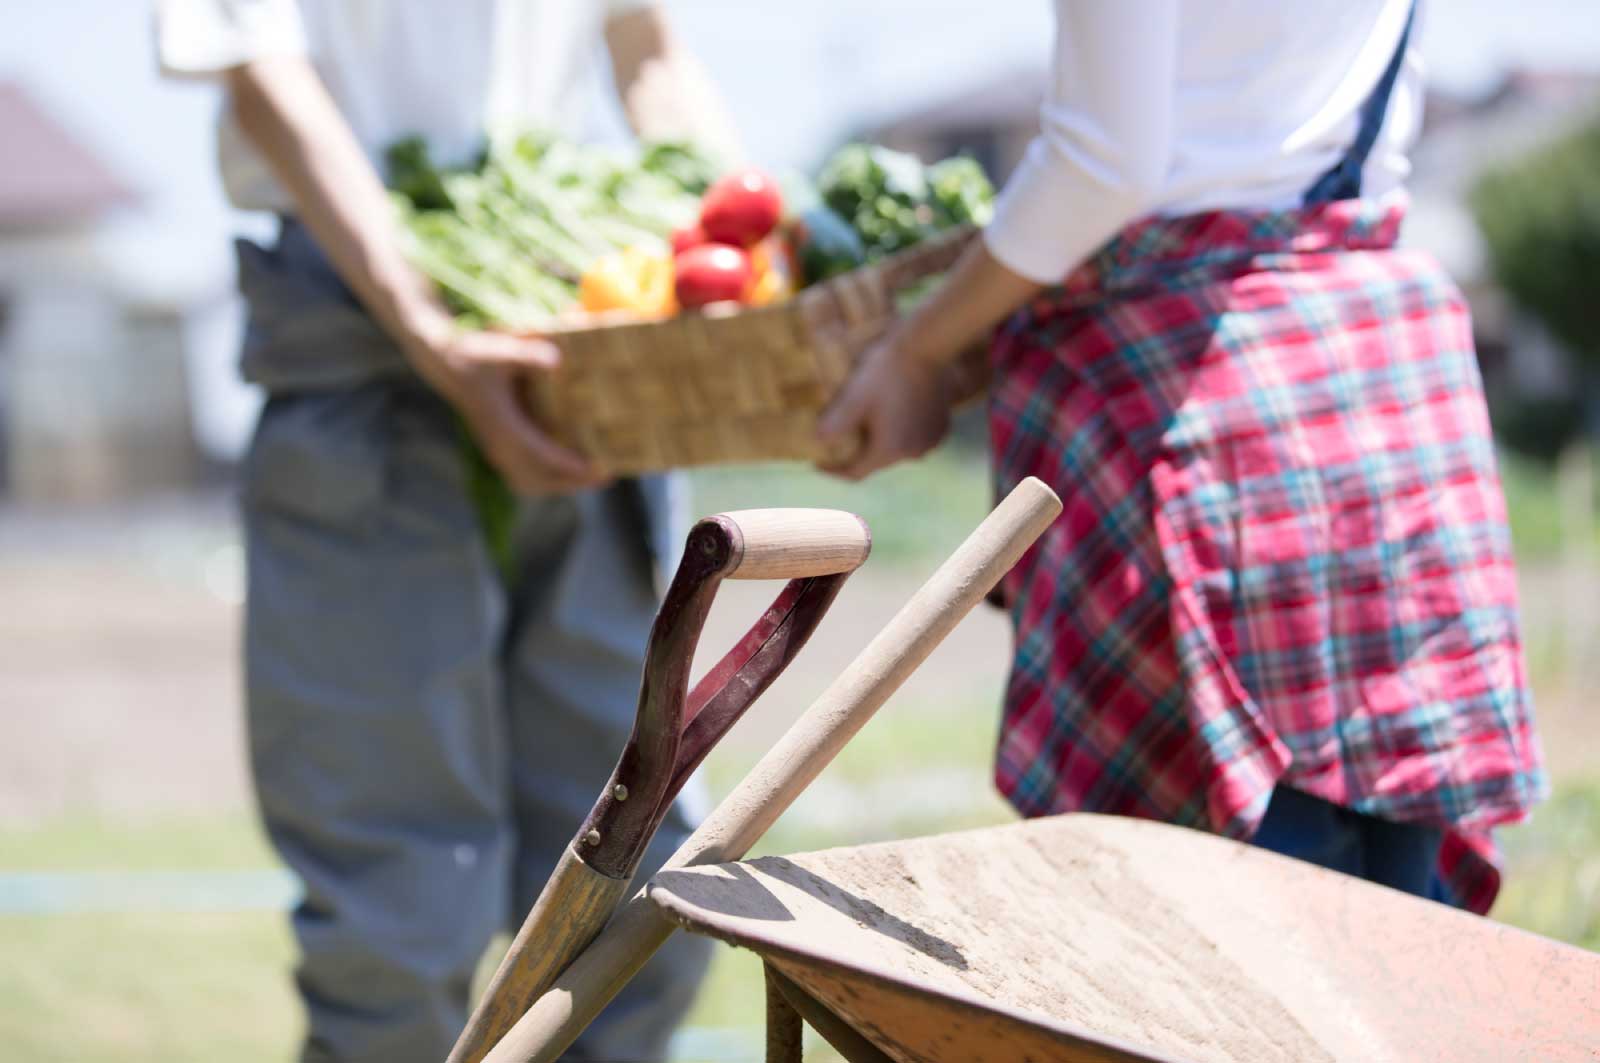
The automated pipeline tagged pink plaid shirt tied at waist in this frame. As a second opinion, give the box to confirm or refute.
[988,197,1546,913]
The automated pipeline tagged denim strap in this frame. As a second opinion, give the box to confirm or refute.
[1303,1,1417,205]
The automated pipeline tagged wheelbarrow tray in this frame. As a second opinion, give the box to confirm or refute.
[647,814,1600,1063]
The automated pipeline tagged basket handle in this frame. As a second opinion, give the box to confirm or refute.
[711,508,871,581]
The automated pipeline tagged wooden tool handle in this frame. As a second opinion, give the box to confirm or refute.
[447,847,627,1063]
[713,509,871,581]
[454,512,862,1063]
[481,477,1063,1063]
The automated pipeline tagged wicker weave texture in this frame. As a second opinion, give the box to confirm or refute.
[531,226,977,474]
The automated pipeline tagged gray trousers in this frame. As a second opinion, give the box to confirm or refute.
[242,375,711,1062]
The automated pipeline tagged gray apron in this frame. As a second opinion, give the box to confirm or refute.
[236,220,708,1063]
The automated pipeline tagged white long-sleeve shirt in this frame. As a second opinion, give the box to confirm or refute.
[985,0,1424,283]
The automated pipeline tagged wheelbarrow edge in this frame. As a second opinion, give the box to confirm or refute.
[646,869,1182,1063]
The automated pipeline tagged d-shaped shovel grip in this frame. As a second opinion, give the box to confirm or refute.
[716,508,874,580]
[575,509,869,880]
[449,509,870,1063]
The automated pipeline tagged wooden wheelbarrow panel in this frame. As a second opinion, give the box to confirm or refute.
[767,950,1172,1063]
[648,815,1600,1062]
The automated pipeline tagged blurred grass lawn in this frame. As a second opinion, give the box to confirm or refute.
[2,441,1597,1061]
[3,730,1595,1061]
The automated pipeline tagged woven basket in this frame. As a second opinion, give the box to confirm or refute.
[530,224,982,475]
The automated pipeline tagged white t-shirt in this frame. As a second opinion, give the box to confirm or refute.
[986,0,1426,283]
[156,0,649,211]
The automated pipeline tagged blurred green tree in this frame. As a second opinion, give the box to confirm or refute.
[1471,112,1600,459]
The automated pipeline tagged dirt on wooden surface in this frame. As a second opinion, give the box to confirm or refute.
[654,824,1331,1063]
[653,816,1600,1063]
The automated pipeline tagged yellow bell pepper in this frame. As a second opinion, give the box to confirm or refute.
[579,245,677,318]
[744,237,796,308]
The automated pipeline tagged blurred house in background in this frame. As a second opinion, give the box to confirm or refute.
[0,0,260,504]
[0,83,206,503]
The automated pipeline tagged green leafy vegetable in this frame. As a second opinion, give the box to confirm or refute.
[386,133,716,574]
[928,156,997,229]
[459,421,519,581]
[386,133,712,327]
[816,143,994,260]
[639,141,720,196]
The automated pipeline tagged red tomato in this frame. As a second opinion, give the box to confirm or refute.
[670,224,708,256]
[674,244,753,309]
[698,169,783,248]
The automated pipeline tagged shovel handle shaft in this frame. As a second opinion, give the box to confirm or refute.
[481,477,1063,1063]
[447,847,628,1063]
[714,509,871,581]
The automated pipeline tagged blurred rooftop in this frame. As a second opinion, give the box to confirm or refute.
[0,83,133,230]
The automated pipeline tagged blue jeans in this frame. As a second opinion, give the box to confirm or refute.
[1250,785,1443,900]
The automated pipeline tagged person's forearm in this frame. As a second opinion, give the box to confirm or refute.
[895,241,1043,369]
[228,58,453,359]
[606,7,743,163]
